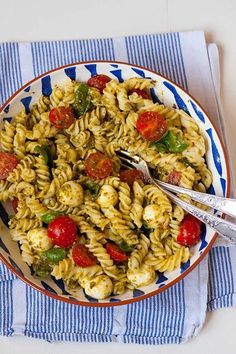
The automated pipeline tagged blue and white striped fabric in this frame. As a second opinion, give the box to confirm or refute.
[0,31,236,344]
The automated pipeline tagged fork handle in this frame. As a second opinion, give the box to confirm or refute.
[154,181,236,245]
[156,180,236,218]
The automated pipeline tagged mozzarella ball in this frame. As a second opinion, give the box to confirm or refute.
[27,227,53,252]
[97,185,118,208]
[127,264,156,287]
[58,181,84,207]
[142,204,161,228]
[84,274,113,300]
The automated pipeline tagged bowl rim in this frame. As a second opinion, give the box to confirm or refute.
[0,60,231,307]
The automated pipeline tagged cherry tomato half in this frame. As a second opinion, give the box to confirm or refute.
[0,152,18,180]
[49,107,75,129]
[120,169,144,187]
[12,198,19,213]
[87,74,111,93]
[177,214,202,247]
[136,111,167,142]
[47,215,77,248]
[129,88,150,99]
[106,242,129,262]
[84,152,113,179]
[167,171,181,186]
[72,243,97,267]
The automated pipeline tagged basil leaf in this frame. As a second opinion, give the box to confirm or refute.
[153,141,169,153]
[44,248,67,264]
[73,83,92,116]
[153,131,188,153]
[83,181,100,198]
[34,145,48,164]
[41,211,62,224]
[166,131,188,153]
[119,240,134,253]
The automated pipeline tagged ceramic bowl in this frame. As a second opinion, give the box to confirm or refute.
[0,61,230,306]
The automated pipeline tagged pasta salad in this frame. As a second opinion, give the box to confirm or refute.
[0,75,212,299]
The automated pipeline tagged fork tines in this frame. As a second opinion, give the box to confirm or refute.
[116,150,139,169]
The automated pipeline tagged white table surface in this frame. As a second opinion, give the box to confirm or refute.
[1,0,236,353]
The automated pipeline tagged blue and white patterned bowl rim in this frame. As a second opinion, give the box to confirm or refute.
[0,61,230,306]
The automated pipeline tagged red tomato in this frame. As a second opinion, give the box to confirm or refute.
[0,152,18,180]
[167,171,181,186]
[106,242,129,262]
[129,88,150,99]
[47,216,77,248]
[177,214,202,247]
[87,74,111,93]
[136,111,167,142]
[84,152,113,179]
[49,107,75,129]
[120,169,144,186]
[12,198,19,213]
[72,243,97,267]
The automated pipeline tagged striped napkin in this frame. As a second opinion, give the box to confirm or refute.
[1,31,236,344]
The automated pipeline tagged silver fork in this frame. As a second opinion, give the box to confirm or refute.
[117,150,236,245]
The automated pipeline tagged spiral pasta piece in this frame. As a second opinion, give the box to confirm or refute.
[84,200,110,230]
[10,229,37,266]
[128,234,150,270]
[35,155,51,195]
[101,206,139,246]
[26,197,49,218]
[86,239,120,279]
[9,217,42,232]
[0,120,16,152]
[118,181,132,221]
[130,181,144,228]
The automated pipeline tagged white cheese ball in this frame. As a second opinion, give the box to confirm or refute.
[84,274,113,300]
[27,227,53,252]
[142,204,161,228]
[58,181,84,207]
[127,264,156,288]
[97,185,118,208]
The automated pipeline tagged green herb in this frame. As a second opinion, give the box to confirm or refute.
[83,181,100,198]
[34,144,54,169]
[73,83,92,116]
[179,157,194,168]
[33,263,51,277]
[44,248,67,264]
[41,211,62,224]
[119,240,134,253]
[153,131,188,153]
[34,145,48,164]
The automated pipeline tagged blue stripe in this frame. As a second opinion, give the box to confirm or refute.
[208,247,234,310]
[175,33,188,90]
[0,43,23,105]
[124,281,185,341]
[25,285,114,338]
[31,39,115,77]
[0,42,23,284]
[0,281,14,336]
[0,263,17,281]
